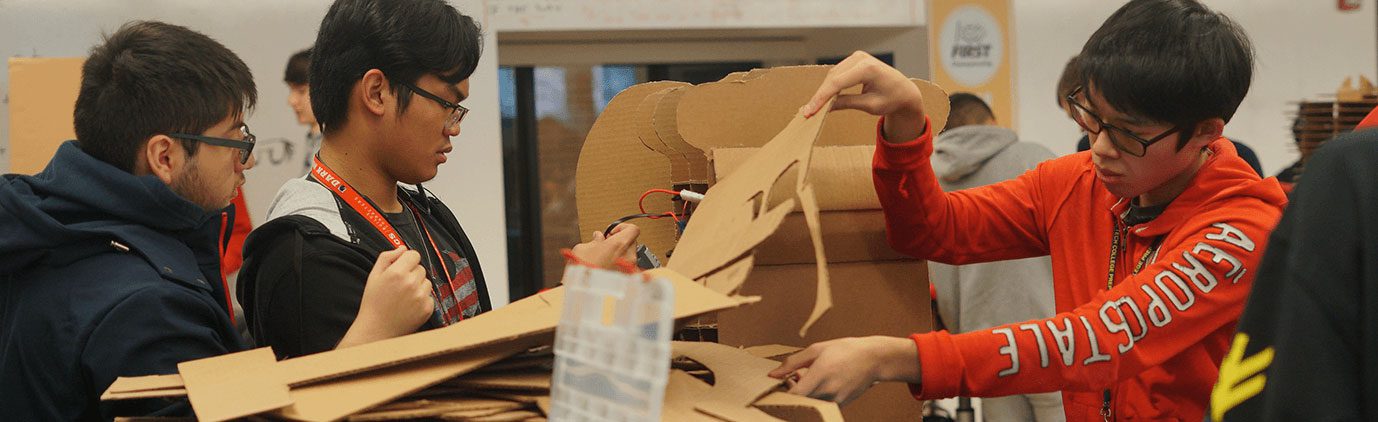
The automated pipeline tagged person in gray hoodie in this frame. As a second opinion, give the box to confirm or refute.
[929,93,1064,421]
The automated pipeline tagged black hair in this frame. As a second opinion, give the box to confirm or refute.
[284,48,312,85]
[1079,0,1254,148]
[309,0,483,134]
[946,92,995,130]
[73,21,256,172]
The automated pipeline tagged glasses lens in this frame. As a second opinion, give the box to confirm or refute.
[1072,107,1101,134]
[1106,128,1147,157]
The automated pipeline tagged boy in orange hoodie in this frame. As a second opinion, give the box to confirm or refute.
[770,1,1287,420]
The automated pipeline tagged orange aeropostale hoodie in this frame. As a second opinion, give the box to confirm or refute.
[873,119,1287,421]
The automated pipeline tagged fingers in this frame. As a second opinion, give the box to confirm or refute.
[803,51,880,118]
[832,93,891,116]
[770,346,821,378]
[591,231,605,241]
[371,246,406,274]
[393,250,422,272]
[607,223,639,238]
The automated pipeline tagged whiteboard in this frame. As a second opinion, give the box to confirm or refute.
[489,0,924,31]
[0,0,511,305]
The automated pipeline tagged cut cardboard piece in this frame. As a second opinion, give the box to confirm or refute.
[651,86,710,184]
[575,81,683,253]
[101,374,187,401]
[674,66,950,154]
[347,398,522,421]
[103,268,743,421]
[666,99,832,282]
[672,341,788,421]
[448,372,550,392]
[717,260,931,422]
[742,345,802,362]
[637,85,692,182]
[177,348,289,422]
[753,210,909,266]
[272,338,539,421]
[662,370,722,421]
[712,146,879,212]
[753,392,845,422]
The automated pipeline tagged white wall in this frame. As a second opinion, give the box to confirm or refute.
[1013,0,1377,175]
[0,0,511,305]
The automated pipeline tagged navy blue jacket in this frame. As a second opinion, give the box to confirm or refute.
[0,141,244,421]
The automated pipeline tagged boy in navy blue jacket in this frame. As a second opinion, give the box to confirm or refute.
[0,21,257,420]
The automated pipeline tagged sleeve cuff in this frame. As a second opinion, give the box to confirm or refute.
[874,116,935,170]
[907,331,962,400]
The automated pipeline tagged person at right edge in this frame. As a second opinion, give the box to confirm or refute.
[1207,107,1378,421]
[768,1,1287,421]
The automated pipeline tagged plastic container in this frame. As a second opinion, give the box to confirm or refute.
[549,264,674,421]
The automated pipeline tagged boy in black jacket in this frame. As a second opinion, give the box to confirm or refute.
[1210,127,1378,421]
[0,21,257,420]
[239,0,637,359]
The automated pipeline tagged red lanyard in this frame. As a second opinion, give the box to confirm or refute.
[310,155,451,279]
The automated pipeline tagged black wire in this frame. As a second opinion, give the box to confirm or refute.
[603,213,666,237]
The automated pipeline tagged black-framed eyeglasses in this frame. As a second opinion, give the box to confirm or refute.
[170,124,256,165]
[402,83,469,132]
[1066,86,1182,157]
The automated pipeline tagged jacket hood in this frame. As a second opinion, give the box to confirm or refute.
[932,125,1019,182]
[0,141,219,274]
[1113,138,1289,238]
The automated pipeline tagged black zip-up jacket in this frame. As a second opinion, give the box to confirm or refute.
[0,141,243,420]
[237,177,491,359]
[1211,129,1378,421]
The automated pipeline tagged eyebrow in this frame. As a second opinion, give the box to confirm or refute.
[448,85,468,103]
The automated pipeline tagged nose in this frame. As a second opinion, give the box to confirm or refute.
[445,121,461,138]
[1089,130,1119,160]
[242,151,258,171]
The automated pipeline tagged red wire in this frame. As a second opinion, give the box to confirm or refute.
[639,189,683,223]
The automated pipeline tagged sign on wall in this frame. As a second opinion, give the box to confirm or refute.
[929,0,1016,129]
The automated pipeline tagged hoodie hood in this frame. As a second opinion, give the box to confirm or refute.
[0,141,221,280]
[1111,138,1289,239]
[932,125,1019,182]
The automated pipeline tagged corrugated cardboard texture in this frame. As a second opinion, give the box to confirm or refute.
[636,86,689,182]
[8,57,84,175]
[675,66,950,154]
[271,339,538,421]
[754,391,846,422]
[753,210,909,266]
[106,268,743,421]
[177,348,290,422]
[712,146,879,211]
[575,81,683,252]
[650,86,708,184]
[665,100,831,282]
[717,261,932,421]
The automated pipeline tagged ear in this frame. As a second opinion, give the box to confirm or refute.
[1187,118,1225,150]
[141,135,188,184]
[358,68,390,117]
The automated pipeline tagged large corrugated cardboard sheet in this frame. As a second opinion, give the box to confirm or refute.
[665,341,843,422]
[575,81,684,255]
[104,268,744,421]
[712,145,879,211]
[717,260,933,421]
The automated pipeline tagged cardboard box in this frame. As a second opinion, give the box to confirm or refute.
[568,66,950,421]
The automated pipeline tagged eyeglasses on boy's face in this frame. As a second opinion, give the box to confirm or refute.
[170,124,256,165]
[403,83,468,132]
[1065,86,1182,157]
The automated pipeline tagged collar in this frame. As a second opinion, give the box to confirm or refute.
[1106,138,1263,239]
